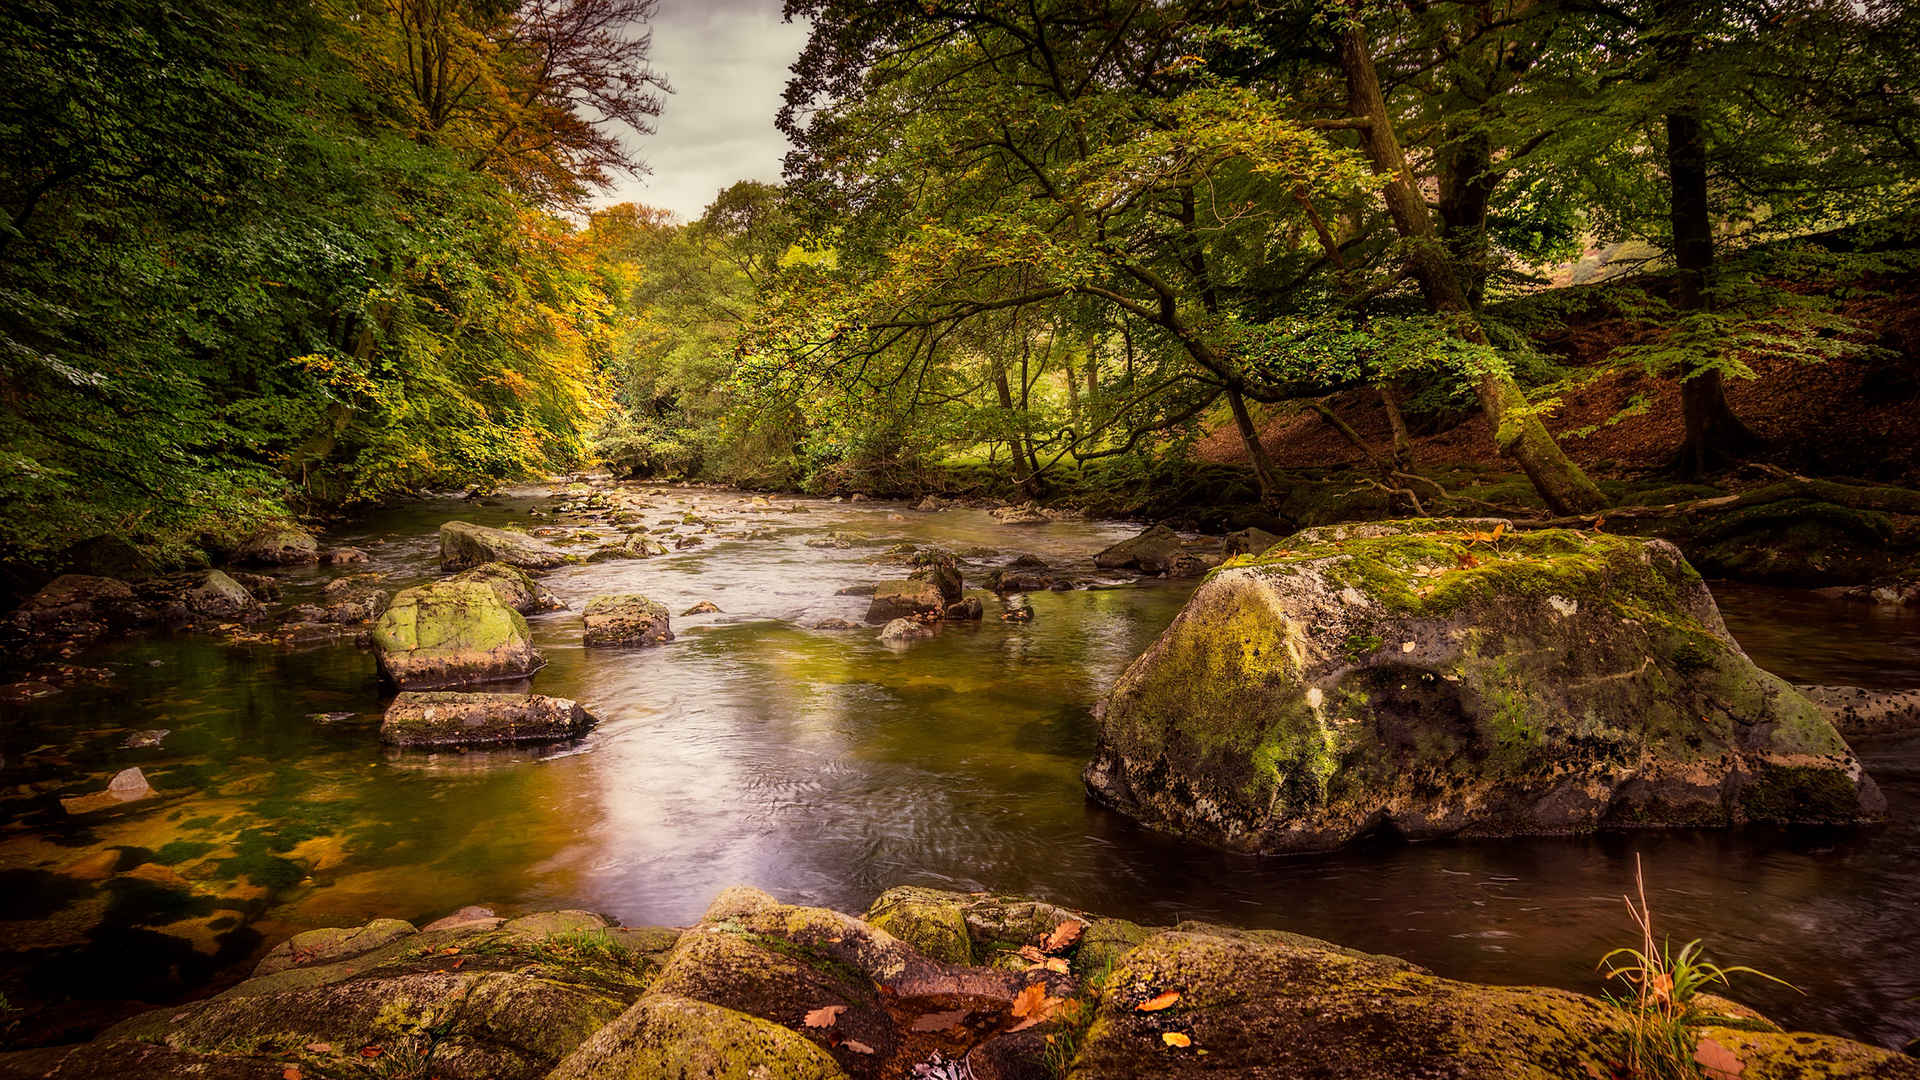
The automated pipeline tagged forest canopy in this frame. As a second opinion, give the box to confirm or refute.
[2,0,1917,576]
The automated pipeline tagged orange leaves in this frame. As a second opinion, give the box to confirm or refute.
[1137,990,1181,1012]
[1007,982,1066,1032]
[1695,1036,1745,1079]
[1012,918,1086,973]
[803,1004,846,1028]
[1042,919,1085,953]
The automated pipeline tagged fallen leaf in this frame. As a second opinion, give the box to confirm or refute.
[1042,957,1070,973]
[450,957,464,970]
[303,1043,333,1054]
[803,1005,846,1028]
[1042,920,1085,953]
[1008,982,1064,1032]
[1162,1032,1192,1048]
[1695,1037,1745,1080]
[910,1009,971,1032]
[845,1040,875,1054]
[283,1070,302,1080]
[1137,991,1181,1012]
[1017,945,1046,963]
[1491,522,1507,540]
[359,1046,383,1059]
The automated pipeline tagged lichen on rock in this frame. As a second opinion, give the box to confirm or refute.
[371,581,543,688]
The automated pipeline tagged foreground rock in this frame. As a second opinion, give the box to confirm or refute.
[370,581,543,688]
[11,886,1910,1080]
[450,561,565,614]
[1087,521,1884,853]
[381,691,597,748]
[439,520,570,571]
[582,594,673,647]
[8,574,146,641]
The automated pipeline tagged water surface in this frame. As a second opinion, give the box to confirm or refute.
[2,486,1916,1050]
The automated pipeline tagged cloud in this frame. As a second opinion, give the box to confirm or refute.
[595,0,809,221]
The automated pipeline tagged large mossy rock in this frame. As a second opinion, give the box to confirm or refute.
[1067,924,1917,1079]
[6,911,678,1080]
[370,581,543,688]
[582,594,673,647]
[439,520,569,571]
[232,524,318,566]
[449,561,565,614]
[380,691,596,748]
[1085,520,1884,854]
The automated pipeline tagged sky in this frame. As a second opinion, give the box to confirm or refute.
[596,0,810,222]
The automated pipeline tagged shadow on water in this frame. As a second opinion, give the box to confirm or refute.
[1,485,1917,1050]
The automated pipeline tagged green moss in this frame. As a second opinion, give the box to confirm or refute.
[866,892,972,965]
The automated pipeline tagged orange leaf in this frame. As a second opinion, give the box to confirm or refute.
[1137,991,1181,1012]
[803,1005,845,1028]
[359,1046,383,1059]
[1010,984,1048,1019]
[910,1009,970,1032]
[1042,920,1085,954]
[1162,1032,1192,1048]
[450,957,464,970]
[845,1040,875,1054]
[283,1070,302,1080]
[1017,945,1046,963]
[303,1043,333,1054]
[1695,1036,1745,1080]
[1042,957,1070,973]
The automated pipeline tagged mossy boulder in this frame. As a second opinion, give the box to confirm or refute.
[548,994,849,1080]
[371,581,543,688]
[8,574,145,639]
[232,524,318,566]
[380,691,596,748]
[16,912,678,1080]
[865,887,974,965]
[439,520,570,571]
[252,918,417,976]
[865,580,944,623]
[1084,520,1884,854]
[449,561,565,615]
[582,594,673,647]
[1065,924,1920,1080]
[908,548,964,605]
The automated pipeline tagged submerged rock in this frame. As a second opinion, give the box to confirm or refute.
[381,691,596,748]
[59,767,156,816]
[585,532,669,562]
[232,524,318,566]
[991,502,1051,525]
[1086,521,1884,854]
[681,600,722,616]
[319,546,368,566]
[582,594,673,647]
[1798,683,1920,737]
[450,561,565,615]
[371,581,543,688]
[879,617,936,644]
[944,597,983,621]
[866,580,945,624]
[439,520,569,571]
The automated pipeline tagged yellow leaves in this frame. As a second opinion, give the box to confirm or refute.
[1137,990,1181,1012]
[1161,1032,1191,1048]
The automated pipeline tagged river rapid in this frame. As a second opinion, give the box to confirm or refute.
[2,482,1917,1050]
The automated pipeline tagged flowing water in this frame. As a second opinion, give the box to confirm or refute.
[2,484,1918,1051]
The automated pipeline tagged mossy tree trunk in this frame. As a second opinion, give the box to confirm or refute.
[1338,12,1608,516]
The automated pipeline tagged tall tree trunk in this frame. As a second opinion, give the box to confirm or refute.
[1436,127,1496,308]
[1227,386,1281,502]
[1380,383,1415,470]
[1339,15,1607,515]
[1665,82,1755,475]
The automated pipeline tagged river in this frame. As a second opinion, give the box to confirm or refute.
[1,483,1916,1051]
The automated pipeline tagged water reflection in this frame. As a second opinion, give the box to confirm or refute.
[0,486,1916,1051]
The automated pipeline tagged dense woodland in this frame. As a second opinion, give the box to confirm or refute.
[4,0,1918,583]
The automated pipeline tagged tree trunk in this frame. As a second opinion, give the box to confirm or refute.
[1338,15,1607,515]
[1227,386,1281,502]
[1665,96,1755,475]
[1380,383,1415,470]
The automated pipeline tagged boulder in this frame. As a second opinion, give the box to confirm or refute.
[381,691,596,748]
[582,594,673,647]
[586,532,669,562]
[9,574,143,636]
[990,502,1050,524]
[59,767,156,816]
[866,580,945,623]
[450,561,565,615]
[879,617,935,643]
[371,581,543,688]
[439,520,569,571]
[183,570,263,620]
[232,524,318,566]
[1085,521,1884,854]
[681,600,722,615]
[945,597,983,621]
[1223,526,1284,556]
[909,548,964,605]
[18,912,678,1080]
[319,546,368,566]
[810,618,861,630]
[1092,524,1188,574]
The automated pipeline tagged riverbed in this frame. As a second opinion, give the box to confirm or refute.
[2,483,1916,1050]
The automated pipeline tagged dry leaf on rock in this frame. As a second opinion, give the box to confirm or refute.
[1695,1037,1745,1079]
[845,1040,876,1054]
[1007,982,1064,1032]
[1137,990,1181,1012]
[1162,1032,1192,1048]
[803,1004,846,1028]
[1042,920,1085,953]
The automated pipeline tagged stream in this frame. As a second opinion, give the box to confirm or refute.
[2,483,1917,1051]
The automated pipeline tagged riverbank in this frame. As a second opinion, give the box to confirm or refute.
[3,883,1912,1079]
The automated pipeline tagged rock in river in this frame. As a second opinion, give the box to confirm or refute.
[582,594,673,647]
[1084,520,1885,853]
[450,561,565,614]
[1093,523,1208,576]
[439,520,570,571]
[865,579,945,623]
[381,691,596,748]
[231,523,319,566]
[371,581,544,688]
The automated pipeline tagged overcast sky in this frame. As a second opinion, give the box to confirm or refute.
[597,0,809,221]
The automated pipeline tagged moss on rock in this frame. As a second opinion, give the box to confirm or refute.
[548,994,849,1080]
[371,581,543,688]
